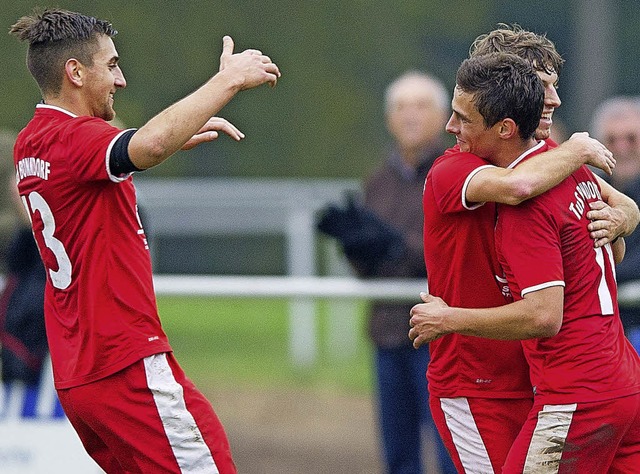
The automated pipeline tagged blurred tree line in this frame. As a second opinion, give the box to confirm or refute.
[2,0,640,179]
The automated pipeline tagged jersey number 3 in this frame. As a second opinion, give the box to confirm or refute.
[21,191,72,290]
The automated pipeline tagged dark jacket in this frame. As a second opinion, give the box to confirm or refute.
[356,145,441,348]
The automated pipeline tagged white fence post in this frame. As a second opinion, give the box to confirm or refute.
[286,208,318,367]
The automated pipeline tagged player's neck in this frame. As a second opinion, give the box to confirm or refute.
[492,137,539,168]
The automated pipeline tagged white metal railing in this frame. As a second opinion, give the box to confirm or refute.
[152,275,640,366]
[153,275,426,299]
[153,275,427,366]
[2,275,639,366]
[135,177,360,276]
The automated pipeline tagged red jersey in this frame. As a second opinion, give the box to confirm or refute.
[496,163,640,404]
[14,104,171,389]
[422,143,549,399]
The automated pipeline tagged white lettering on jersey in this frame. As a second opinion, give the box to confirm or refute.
[568,180,601,220]
[495,274,512,299]
[15,157,51,183]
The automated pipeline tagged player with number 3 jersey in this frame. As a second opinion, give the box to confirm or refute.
[15,108,167,388]
[11,7,280,473]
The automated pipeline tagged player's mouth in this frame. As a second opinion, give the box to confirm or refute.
[539,110,554,127]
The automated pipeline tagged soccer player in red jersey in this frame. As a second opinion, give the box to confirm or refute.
[410,26,638,474]
[10,8,280,473]
[410,54,640,473]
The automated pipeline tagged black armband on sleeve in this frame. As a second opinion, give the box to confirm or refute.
[109,129,142,175]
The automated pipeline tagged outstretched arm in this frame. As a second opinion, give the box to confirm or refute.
[129,36,280,170]
[466,132,615,205]
[408,287,563,348]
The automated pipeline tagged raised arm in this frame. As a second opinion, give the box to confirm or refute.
[408,287,563,347]
[128,36,280,170]
[466,133,614,205]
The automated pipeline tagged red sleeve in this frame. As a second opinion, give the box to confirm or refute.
[430,151,495,214]
[497,198,565,298]
[60,117,124,183]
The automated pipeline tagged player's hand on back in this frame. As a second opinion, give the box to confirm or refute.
[218,36,281,90]
[587,200,627,248]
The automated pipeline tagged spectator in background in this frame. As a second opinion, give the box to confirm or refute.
[591,96,640,352]
[0,176,59,418]
[318,71,455,474]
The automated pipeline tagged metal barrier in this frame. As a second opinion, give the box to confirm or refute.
[154,275,427,366]
[135,177,360,276]
[152,275,640,366]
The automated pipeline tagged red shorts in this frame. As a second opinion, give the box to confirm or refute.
[503,393,640,473]
[57,352,236,473]
[431,395,532,473]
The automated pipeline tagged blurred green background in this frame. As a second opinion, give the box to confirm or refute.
[3,0,640,180]
[159,295,374,393]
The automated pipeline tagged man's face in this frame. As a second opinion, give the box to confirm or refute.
[534,68,561,141]
[386,78,447,153]
[83,35,126,121]
[600,111,640,185]
[445,86,498,159]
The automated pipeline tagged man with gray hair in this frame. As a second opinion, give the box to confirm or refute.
[318,70,455,474]
[591,96,640,353]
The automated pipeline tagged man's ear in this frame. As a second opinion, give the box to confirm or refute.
[498,118,518,140]
[64,58,84,87]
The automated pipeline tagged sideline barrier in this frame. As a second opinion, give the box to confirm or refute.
[153,275,428,366]
[152,275,640,366]
[153,275,427,299]
[0,357,103,473]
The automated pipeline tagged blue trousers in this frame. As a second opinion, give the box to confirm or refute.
[628,326,640,354]
[375,345,456,474]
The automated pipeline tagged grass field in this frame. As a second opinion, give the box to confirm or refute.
[157,295,376,395]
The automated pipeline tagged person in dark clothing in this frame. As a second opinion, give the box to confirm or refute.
[0,177,62,420]
[318,71,455,474]
[1,226,47,385]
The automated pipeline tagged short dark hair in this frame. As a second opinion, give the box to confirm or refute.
[456,53,544,140]
[470,23,564,77]
[10,8,117,96]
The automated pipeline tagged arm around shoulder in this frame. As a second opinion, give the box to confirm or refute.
[465,134,615,207]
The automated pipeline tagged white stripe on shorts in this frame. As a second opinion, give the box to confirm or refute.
[441,397,494,474]
[522,403,576,474]
[144,353,219,473]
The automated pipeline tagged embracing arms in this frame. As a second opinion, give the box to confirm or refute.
[408,287,563,348]
[466,133,614,206]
